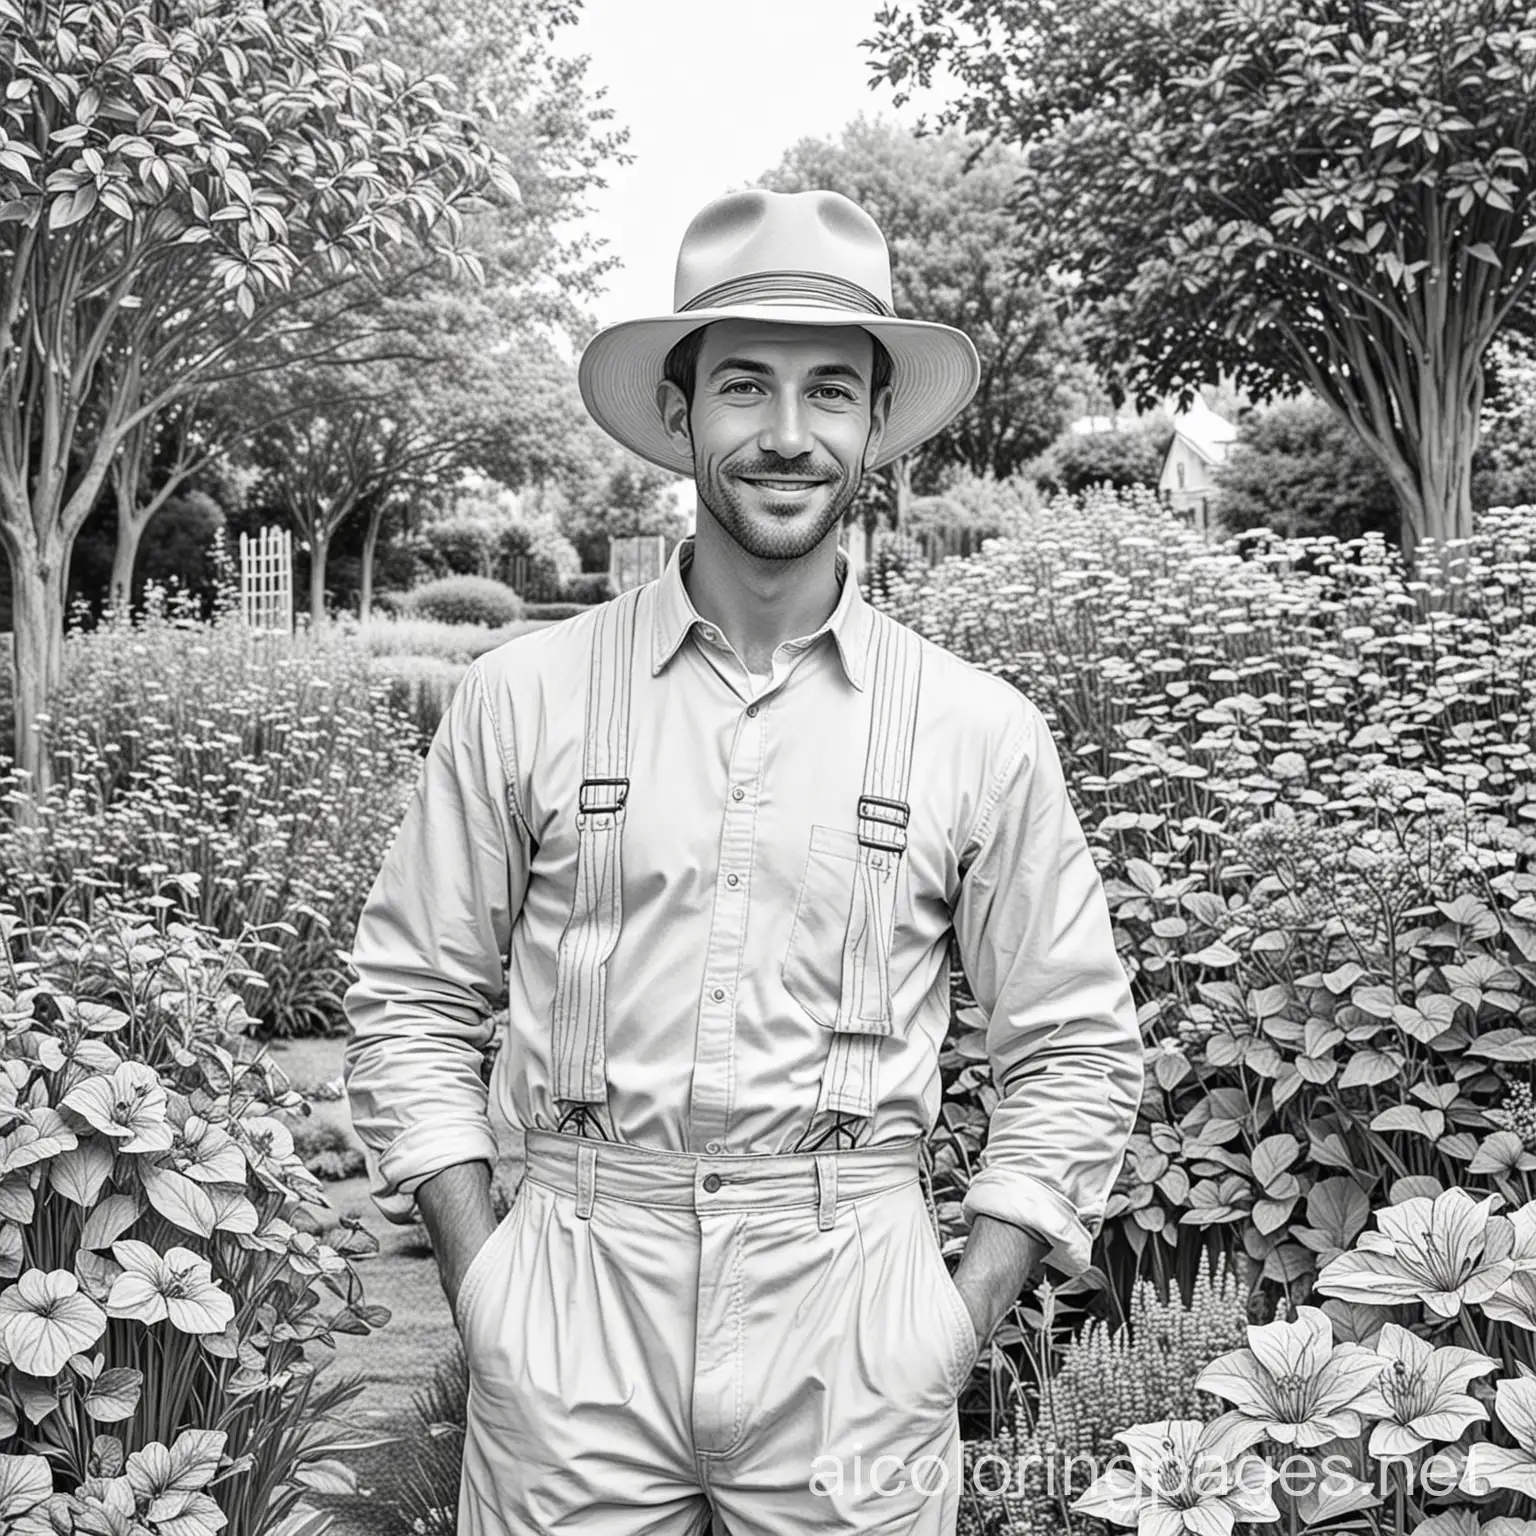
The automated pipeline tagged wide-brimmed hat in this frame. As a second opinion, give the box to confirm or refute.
[578,188,981,475]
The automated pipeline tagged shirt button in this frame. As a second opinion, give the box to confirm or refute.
[702,1173,723,1193]
[706,1140,724,1155]
[726,873,739,887]
[732,787,746,802]
[712,987,726,1002]
[746,704,758,718]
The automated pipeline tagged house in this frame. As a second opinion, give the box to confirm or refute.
[1158,396,1238,536]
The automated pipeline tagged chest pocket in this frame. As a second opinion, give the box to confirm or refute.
[781,825,862,1029]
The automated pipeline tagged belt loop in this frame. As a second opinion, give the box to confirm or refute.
[815,1153,837,1231]
[576,1142,598,1220]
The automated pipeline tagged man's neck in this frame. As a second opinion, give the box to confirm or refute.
[682,514,842,678]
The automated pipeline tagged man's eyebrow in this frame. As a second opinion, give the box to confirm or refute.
[707,357,773,378]
[705,358,868,383]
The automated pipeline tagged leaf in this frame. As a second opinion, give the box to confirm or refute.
[1323,962,1365,993]
[140,1163,217,1237]
[1186,942,1241,968]
[292,1459,358,1495]
[1466,242,1502,267]
[1251,1133,1299,1186]
[1468,1130,1531,1175]
[1351,984,1396,1018]
[50,1139,116,1206]
[1465,1029,1536,1062]
[1370,1105,1444,1140]
[80,1194,140,1250]
[1338,1050,1402,1089]
[84,1368,143,1423]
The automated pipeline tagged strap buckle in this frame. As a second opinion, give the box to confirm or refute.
[578,778,629,816]
[856,794,909,855]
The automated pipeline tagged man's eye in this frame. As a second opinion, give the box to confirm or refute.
[812,386,854,401]
[720,379,763,394]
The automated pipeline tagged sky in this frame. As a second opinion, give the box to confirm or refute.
[556,0,943,331]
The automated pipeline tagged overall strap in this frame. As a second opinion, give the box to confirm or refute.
[549,589,642,1133]
[811,610,925,1134]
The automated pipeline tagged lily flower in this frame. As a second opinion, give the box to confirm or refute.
[1196,1304,1390,1447]
[1071,1416,1279,1534]
[0,1268,108,1376]
[1354,1323,1496,1457]
[166,1110,246,1186]
[103,1240,235,1335]
[1482,1271,1536,1333]
[1460,1376,1536,1498]
[1316,1189,1516,1319]
[62,1062,173,1154]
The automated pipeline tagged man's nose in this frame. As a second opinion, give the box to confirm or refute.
[758,393,812,459]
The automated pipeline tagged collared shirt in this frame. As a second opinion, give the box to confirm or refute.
[342,537,1144,1277]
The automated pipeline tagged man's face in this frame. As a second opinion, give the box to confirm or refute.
[658,320,891,562]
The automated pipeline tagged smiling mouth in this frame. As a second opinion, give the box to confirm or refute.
[740,477,827,491]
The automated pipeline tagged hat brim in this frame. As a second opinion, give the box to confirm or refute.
[577,306,981,476]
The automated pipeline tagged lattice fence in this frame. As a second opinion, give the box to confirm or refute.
[240,526,293,634]
[609,534,667,592]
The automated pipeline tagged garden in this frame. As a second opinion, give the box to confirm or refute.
[1,482,1534,1535]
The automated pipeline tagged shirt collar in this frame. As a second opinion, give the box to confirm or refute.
[650,534,871,690]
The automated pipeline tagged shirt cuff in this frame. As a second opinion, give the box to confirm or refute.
[369,1119,501,1224]
[962,1170,1101,1279]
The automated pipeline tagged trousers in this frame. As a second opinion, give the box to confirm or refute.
[453,1129,979,1534]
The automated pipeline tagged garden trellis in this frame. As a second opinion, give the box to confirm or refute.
[240,527,294,635]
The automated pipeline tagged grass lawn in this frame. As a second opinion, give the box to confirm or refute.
[267,1037,513,1536]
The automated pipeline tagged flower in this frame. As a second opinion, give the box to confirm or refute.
[1071,1416,1279,1534]
[104,1240,235,1335]
[0,1268,108,1376]
[1482,1271,1536,1332]
[1355,1323,1496,1457]
[165,1110,246,1185]
[1196,1305,1390,1447]
[1316,1189,1517,1319]
[1461,1376,1536,1498]
[62,1062,173,1154]
[232,1114,296,1191]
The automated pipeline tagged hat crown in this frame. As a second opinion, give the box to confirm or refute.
[672,189,896,316]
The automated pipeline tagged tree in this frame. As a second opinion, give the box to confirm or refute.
[758,116,1077,523]
[1213,398,1400,540]
[0,0,519,786]
[871,0,1536,564]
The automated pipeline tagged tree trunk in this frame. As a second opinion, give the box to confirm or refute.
[7,530,68,794]
[109,512,145,618]
[890,456,914,531]
[359,501,386,624]
[308,533,330,628]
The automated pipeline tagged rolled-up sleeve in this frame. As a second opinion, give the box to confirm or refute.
[342,659,528,1222]
[951,696,1145,1278]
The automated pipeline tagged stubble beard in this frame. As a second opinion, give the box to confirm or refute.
[694,449,863,563]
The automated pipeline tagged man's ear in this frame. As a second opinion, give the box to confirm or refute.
[863,382,894,470]
[656,379,692,456]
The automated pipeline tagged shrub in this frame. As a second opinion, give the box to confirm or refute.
[0,896,385,1534]
[416,517,497,580]
[561,572,614,605]
[523,602,593,621]
[0,576,425,1037]
[877,486,1536,1312]
[398,575,523,628]
[291,1120,366,1182]
[1213,397,1400,542]
[1033,421,1173,496]
[862,529,927,605]
[496,523,581,604]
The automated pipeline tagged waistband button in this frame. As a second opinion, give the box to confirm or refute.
[702,1173,723,1193]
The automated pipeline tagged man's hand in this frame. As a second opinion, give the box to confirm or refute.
[416,1161,499,1316]
[950,1214,1049,1349]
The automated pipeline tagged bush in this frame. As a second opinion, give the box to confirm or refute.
[523,602,593,622]
[878,485,1536,1309]
[0,896,384,1534]
[1033,420,1173,496]
[416,516,497,580]
[292,1120,366,1182]
[0,571,426,1037]
[1213,397,1400,542]
[398,575,523,628]
[561,572,614,605]
[495,523,581,604]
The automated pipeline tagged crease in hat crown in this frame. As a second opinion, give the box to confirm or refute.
[672,190,898,317]
[576,185,982,477]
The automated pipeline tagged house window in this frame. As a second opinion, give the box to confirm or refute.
[1177,460,1186,489]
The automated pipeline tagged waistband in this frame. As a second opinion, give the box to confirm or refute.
[522,1129,923,1226]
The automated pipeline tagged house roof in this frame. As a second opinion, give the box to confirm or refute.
[1169,398,1238,466]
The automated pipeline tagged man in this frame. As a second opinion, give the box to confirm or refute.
[343,188,1144,1535]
